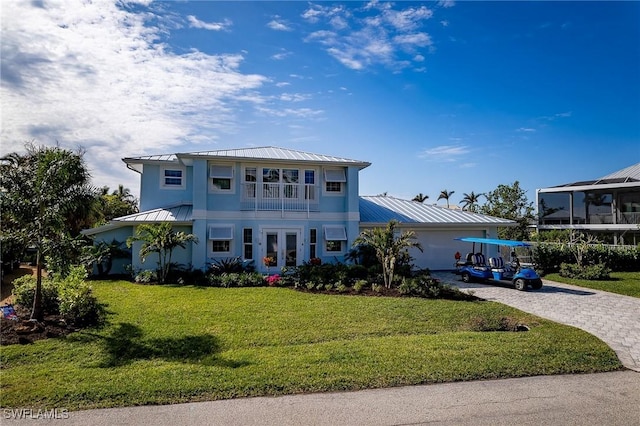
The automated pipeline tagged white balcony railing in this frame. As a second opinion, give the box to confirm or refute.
[240,183,320,212]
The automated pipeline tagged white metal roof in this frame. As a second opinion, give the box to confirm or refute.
[81,205,193,236]
[123,146,371,169]
[178,146,370,167]
[359,196,515,226]
[540,161,640,193]
[600,162,640,182]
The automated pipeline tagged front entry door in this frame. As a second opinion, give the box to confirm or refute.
[263,229,300,269]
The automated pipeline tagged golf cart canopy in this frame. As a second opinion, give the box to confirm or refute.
[454,237,532,247]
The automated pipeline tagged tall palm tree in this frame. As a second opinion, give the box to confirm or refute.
[412,193,429,203]
[353,220,423,288]
[461,191,482,213]
[438,189,455,208]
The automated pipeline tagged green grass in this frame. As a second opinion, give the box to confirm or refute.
[1,281,622,410]
[544,272,640,298]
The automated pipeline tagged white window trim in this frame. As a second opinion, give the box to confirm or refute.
[160,166,186,190]
[208,225,234,256]
[323,168,346,196]
[209,164,235,193]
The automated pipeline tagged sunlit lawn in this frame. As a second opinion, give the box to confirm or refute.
[544,272,640,298]
[0,280,622,411]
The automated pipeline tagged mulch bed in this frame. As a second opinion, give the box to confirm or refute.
[1,305,75,346]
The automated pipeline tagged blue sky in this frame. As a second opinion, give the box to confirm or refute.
[2,1,639,205]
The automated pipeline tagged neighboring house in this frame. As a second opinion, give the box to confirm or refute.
[84,146,515,274]
[536,162,640,245]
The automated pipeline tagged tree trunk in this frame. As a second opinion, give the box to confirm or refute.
[30,250,44,321]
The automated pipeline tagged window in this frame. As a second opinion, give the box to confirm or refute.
[243,228,253,260]
[305,170,316,200]
[324,226,347,253]
[262,168,280,198]
[324,168,346,193]
[161,167,185,189]
[244,167,257,198]
[209,225,233,254]
[283,169,299,198]
[309,228,317,259]
[210,165,234,191]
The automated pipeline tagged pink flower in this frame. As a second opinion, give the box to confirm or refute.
[266,274,281,286]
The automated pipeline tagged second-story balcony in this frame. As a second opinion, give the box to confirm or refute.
[240,183,320,212]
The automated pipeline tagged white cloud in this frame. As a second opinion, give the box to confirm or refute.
[517,127,536,132]
[1,0,267,195]
[302,1,443,72]
[187,15,231,31]
[267,16,292,31]
[419,145,469,161]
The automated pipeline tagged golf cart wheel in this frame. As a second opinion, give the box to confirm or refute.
[461,272,472,283]
[531,279,543,290]
[514,278,527,291]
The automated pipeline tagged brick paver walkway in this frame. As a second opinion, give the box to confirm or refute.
[431,271,640,372]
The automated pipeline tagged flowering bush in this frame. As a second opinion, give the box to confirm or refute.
[263,256,276,267]
[265,274,281,286]
[309,257,322,266]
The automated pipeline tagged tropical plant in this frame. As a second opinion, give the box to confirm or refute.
[412,193,429,203]
[81,239,130,277]
[1,143,96,320]
[437,189,455,208]
[126,222,198,284]
[479,181,535,240]
[461,191,482,212]
[353,220,423,288]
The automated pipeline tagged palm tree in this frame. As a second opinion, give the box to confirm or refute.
[461,191,482,212]
[127,222,198,283]
[438,189,455,208]
[1,143,94,320]
[353,220,423,288]
[412,193,429,203]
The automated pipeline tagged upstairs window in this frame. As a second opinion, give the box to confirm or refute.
[324,168,346,194]
[210,165,234,191]
[161,167,185,189]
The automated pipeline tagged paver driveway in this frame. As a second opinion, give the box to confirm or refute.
[431,271,640,372]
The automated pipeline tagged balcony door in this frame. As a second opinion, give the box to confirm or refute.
[262,228,301,270]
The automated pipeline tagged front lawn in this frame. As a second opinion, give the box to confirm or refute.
[544,272,640,298]
[0,280,622,410]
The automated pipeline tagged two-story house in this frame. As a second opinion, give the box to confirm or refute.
[84,146,516,274]
[536,162,640,245]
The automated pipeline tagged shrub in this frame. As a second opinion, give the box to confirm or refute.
[208,257,246,274]
[135,270,157,284]
[56,266,104,327]
[559,263,611,280]
[353,280,367,293]
[12,275,59,315]
[12,266,104,327]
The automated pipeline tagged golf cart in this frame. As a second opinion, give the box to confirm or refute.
[453,237,543,291]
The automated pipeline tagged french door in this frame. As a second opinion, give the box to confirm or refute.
[262,229,301,269]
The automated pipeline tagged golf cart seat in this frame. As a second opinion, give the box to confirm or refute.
[489,257,505,272]
[473,253,486,266]
[465,252,474,265]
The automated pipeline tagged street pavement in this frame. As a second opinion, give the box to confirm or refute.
[431,271,640,372]
[3,371,638,425]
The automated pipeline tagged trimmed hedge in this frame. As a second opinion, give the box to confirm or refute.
[533,243,640,274]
